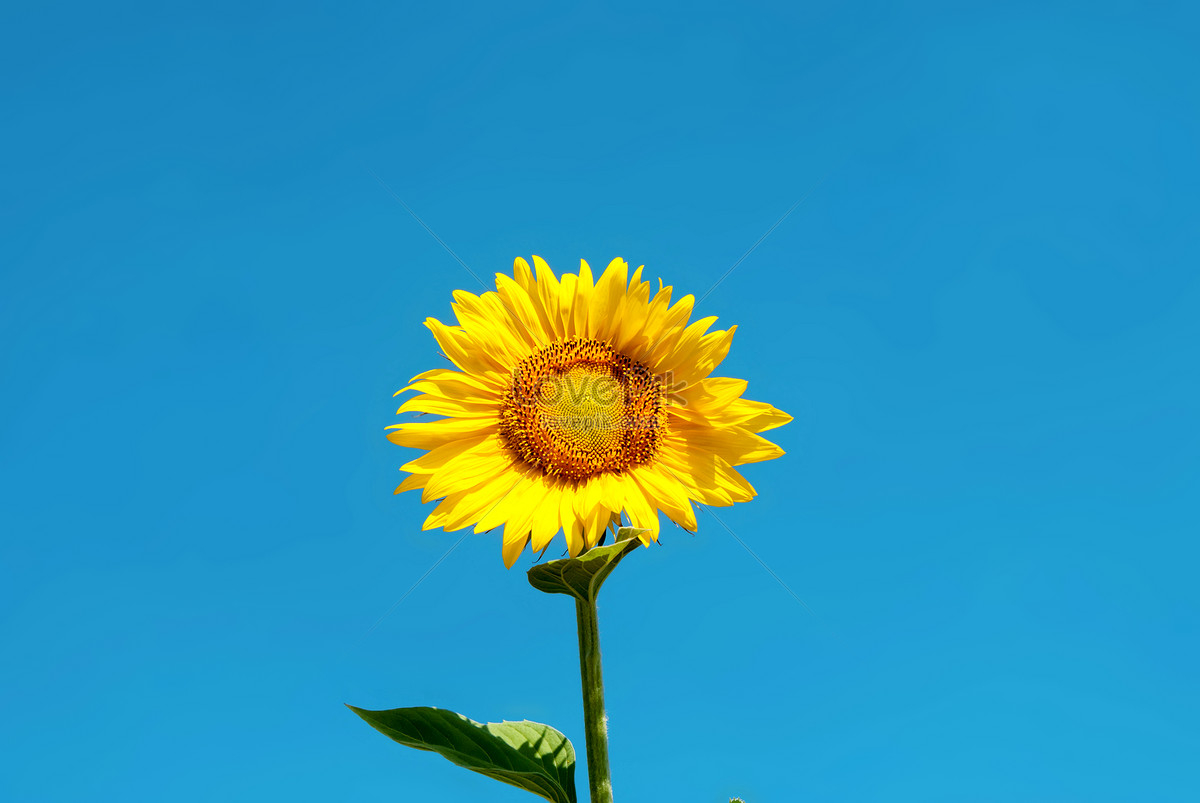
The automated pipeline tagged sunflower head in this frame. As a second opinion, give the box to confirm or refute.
[388,256,791,567]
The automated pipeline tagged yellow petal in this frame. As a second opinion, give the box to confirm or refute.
[436,471,529,532]
[386,418,493,451]
[653,315,717,376]
[494,273,550,347]
[672,421,784,465]
[597,472,627,519]
[502,526,530,568]
[395,394,496,417]
[474,472,537,532]
[424,318,505,374]
[676,377,748,413]
[623,285,673,357]
[561,487,585,555]
[500,480,542,549]
[394,473,428,494]
[398,368,506,396]
[642,294,696,369]
[530,480,564,552]
[660,445,758,503]
[574,477,609,547]
[589,257,628,341]
[673,325,737,387]
[713,398,794,433]
[513,256,535,292]
[572,475,601,525]
[399,377,501,404]
[628,264,645,295]
[617,473,659,541]
[633,464,697,532]
[400,434,492,474]
[422,442,513,502]
[613,272,652,353]
[573,259,593,336]
[451,289,531,362]
[532,255,563,339]
[558,273,578,338]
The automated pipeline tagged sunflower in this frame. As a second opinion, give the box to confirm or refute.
[388,256,792,567]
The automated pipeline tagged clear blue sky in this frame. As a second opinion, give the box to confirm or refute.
[2,1,1197,801]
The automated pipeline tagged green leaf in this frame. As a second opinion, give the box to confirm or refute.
[526,526,649,602]
[348,705,577,803]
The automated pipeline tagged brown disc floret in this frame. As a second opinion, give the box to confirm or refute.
[499,338,665,482]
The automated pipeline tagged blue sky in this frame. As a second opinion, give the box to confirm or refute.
[2,1,1197,800]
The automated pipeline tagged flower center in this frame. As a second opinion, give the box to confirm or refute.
[499,339,664,482]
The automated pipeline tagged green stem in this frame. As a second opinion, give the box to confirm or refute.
[575,596,613,803]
